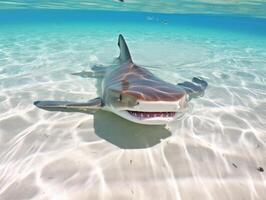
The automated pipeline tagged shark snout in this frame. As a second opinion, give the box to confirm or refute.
[131,93,188,112]
[112,93,188,125]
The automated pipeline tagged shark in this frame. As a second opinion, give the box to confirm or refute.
[34,34,207,125]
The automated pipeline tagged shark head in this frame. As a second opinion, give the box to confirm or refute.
[103,64,189,125]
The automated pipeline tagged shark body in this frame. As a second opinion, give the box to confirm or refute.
[34,34,207,125]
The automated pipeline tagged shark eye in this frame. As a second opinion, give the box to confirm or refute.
[118,94,123,102]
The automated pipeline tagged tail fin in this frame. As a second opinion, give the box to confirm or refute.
[118,34,132,64]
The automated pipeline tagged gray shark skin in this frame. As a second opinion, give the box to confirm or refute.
[34,34,207,125]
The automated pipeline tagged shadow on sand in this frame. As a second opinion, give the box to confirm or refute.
[93,110,171,149]
[35,66,171,149]
[35,106,171,149]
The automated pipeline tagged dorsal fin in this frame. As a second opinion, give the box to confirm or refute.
[118,34,132,64]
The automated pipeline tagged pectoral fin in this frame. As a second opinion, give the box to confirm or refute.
[178,77,208,100]
[72,65,107,79]
[34,97,102,113]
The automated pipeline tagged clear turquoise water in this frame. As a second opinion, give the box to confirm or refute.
[0,8,266,200]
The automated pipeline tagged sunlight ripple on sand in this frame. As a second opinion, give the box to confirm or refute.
[0,25,266,200]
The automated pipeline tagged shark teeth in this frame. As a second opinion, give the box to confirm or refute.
[127,111,176,119]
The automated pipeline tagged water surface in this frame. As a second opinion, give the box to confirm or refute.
[1,0,266,17]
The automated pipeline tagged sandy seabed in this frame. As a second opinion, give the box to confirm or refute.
[0,28,266,200]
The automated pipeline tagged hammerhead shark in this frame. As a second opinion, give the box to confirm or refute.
[34,34,207,125]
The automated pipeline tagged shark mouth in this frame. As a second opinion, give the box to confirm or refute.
[127,111,176,119]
